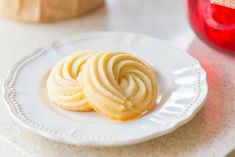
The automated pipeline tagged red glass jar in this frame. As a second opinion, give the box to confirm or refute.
[187,0,235,53]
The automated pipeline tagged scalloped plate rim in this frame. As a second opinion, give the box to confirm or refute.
[2,31,208,146]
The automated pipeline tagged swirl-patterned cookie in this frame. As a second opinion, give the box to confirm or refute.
[47,51,94,111]
[81,52,158,121]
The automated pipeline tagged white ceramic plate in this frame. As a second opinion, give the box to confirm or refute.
[3,32,208,146]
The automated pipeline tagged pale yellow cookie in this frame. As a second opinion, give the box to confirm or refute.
[47,51,94,111]
[81,52,158,121]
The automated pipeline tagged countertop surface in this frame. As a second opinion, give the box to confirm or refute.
[0,0,235,157]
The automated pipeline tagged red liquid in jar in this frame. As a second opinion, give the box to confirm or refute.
[187,0,235,53]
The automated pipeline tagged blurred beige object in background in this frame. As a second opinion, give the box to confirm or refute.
[0,0,104,22]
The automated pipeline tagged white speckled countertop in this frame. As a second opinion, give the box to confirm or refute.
[0,0,235,157]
